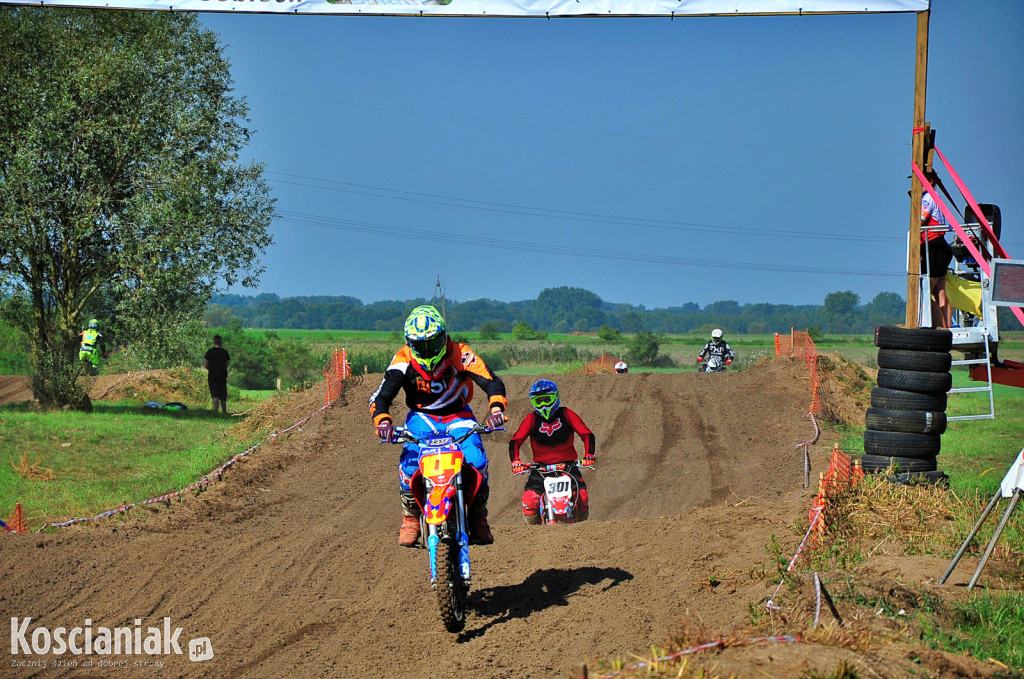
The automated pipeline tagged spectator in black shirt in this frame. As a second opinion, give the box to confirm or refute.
[204,335,230,414]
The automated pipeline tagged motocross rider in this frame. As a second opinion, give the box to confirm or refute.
[508,380,595,524]
[697,328,735,367]
[371,305,507,547]
[78,318,106,373]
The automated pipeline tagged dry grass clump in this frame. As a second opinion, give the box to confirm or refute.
[228,379,337,440]
[818,470,1023,570]
[11,452,56,481]
[819,473,963,559]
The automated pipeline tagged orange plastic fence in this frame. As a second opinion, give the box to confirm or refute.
[775,329,821,415]
[578,351,626,375]
[323,349,351,404]
[7,503,28,534]
[809,444,864,545]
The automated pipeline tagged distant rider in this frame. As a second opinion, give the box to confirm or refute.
[697,328,735,367]
[508,379,595,524]
[371,305,507,547]
[78,318,106,373]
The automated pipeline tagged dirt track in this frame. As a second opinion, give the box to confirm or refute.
[3,360,965,678]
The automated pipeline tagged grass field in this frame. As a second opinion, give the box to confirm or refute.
[1,404,256,525]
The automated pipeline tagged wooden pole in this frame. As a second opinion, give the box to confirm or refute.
[906,10,930,327]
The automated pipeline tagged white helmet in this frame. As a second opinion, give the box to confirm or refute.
[711,328,723,339]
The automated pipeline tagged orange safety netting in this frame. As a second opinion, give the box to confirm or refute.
[775,329,821,415]
[7,503,28,534]
[323,349,352,404]
[576,351,626,374]
[809,444,864,545]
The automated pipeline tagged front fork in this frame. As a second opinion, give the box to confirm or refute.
[427,475,472,588]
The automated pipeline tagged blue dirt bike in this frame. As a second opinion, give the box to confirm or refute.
[384,424,501,633]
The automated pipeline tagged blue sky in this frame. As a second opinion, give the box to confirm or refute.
[198,1,1024,309]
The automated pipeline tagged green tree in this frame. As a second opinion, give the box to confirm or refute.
[597,325,621,342]
[0,8,274,406]
[627,331,662,366]
[478,321,499,341]
[271,340,321,389]
[512,321,539,340]
[823,291,860,334]
[219,322,276,390]
[864,291,904,329]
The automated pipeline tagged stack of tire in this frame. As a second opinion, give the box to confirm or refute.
[864,326,952,482]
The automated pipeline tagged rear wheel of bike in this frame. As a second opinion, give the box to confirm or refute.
[435,538,468,633]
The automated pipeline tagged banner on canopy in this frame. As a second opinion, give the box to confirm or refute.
[0,0,929,18]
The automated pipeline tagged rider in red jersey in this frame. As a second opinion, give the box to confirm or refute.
[508,379,594,524]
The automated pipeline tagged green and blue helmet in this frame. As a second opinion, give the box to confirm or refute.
[87,318,99,330]
[529,379,560,421]
[404,305,448,371]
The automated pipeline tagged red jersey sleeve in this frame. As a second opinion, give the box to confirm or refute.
[564,408,596,456]
[508,412,536,462]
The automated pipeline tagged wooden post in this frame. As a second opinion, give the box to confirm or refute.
[906,10,930,327]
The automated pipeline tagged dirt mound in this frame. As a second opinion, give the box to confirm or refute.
[91,368,210,405]
[0,369,210,407]
[0,359,993,678]
[817,352,877,427]
[0,374,32,405]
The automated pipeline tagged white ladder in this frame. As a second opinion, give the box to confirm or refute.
[948,330,995,422]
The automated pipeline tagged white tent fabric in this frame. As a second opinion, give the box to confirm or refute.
[0,0,929,18]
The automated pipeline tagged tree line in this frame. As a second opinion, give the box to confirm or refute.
[207,287,908,335]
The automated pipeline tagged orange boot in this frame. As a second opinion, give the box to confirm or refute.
[399,491,421,547]
[399,515,420,547]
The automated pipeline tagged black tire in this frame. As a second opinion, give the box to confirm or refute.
[865,407,947,435]
[876,368,952,395]
[874,325,953,352]
[891,470,949,486]
[860,454,938,473]
[864,430,941,458]
[876,348,952,373]
[435,538,468,633]
[870,387,947,412]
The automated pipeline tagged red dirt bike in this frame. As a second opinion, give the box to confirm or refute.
[385,424,500,633]
[515,461,590,525]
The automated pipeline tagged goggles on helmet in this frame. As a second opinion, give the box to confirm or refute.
[530,393,558,409]
[408,333,447,362]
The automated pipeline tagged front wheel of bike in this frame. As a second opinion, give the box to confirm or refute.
[435,538,468,633]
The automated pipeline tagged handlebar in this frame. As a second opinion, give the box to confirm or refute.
[513,460,590,475]
[379,424,504,445]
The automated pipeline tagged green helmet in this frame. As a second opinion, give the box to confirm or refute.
[404,305,448,371]
[88,318,99,330]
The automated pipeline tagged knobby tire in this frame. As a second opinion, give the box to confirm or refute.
[435,538,467,633]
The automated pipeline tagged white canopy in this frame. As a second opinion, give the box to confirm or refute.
[0,0,930,18]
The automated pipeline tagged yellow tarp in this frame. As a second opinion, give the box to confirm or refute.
[945,272,983,317]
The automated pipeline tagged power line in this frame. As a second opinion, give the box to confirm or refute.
[276,210,902,278]
[267,172,905,244]
[267,172,1024,249]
